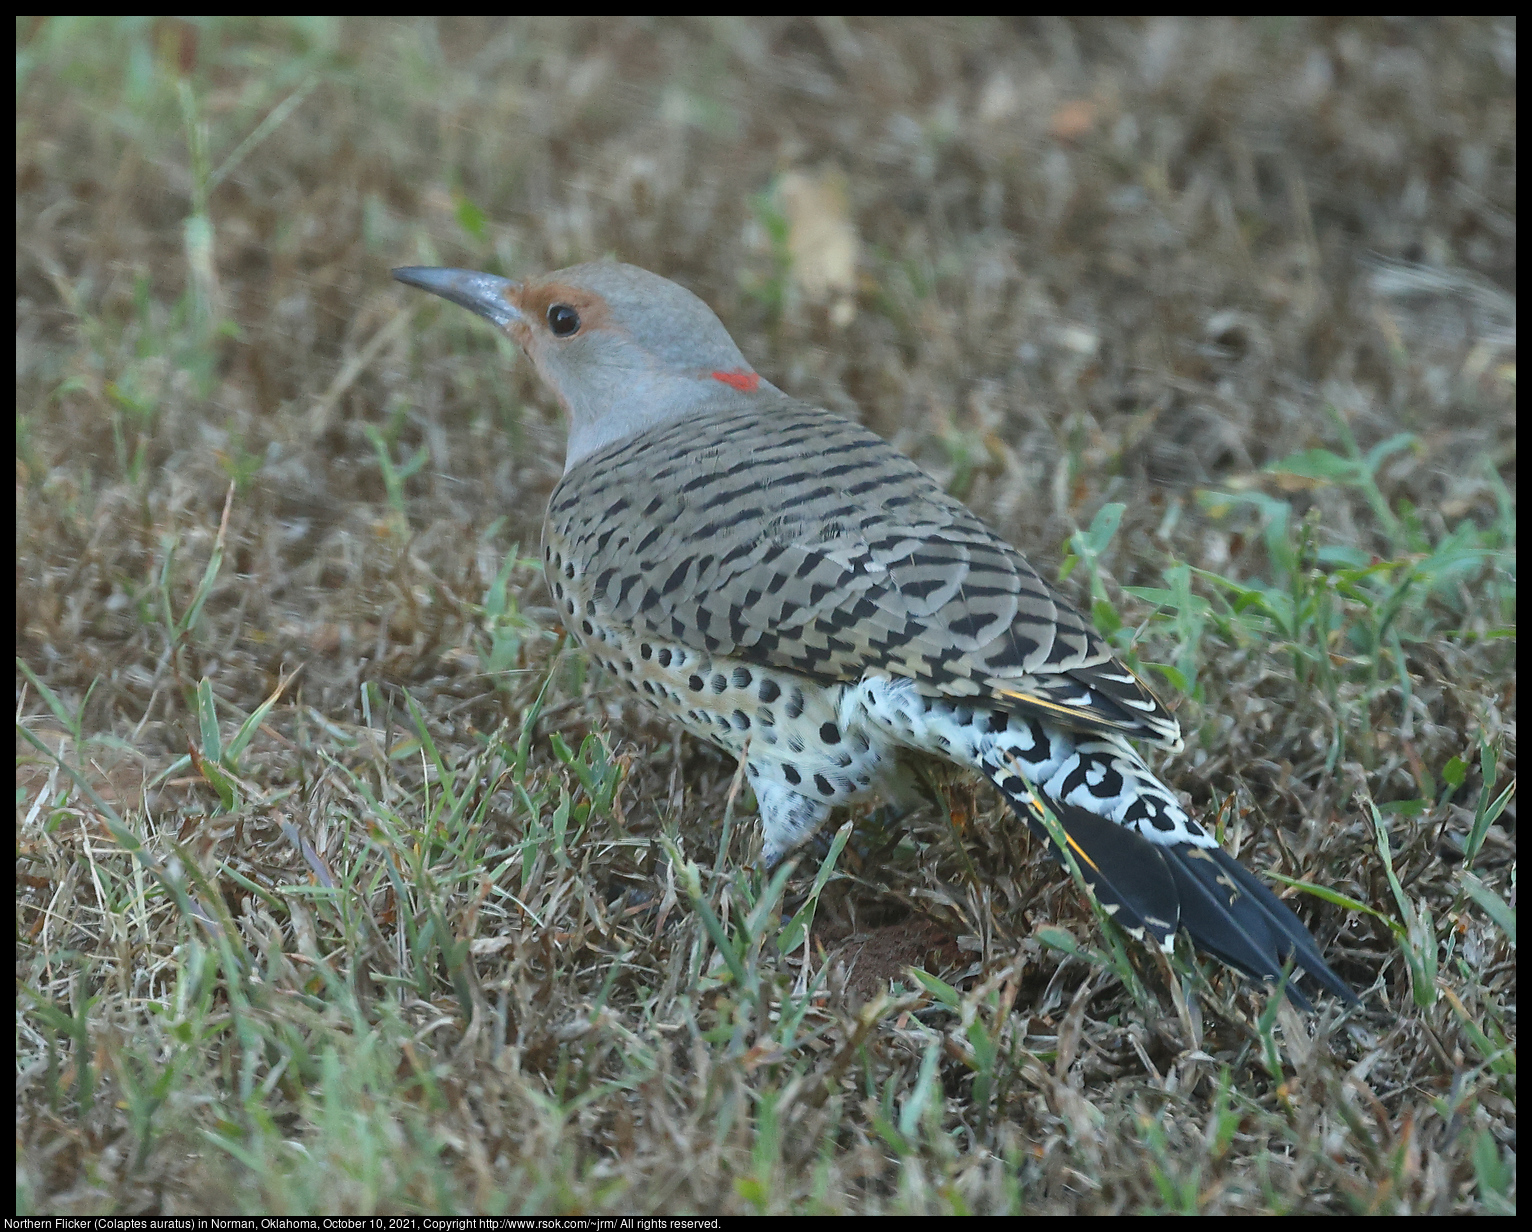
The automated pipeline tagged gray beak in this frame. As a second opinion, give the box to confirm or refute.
[392,266,523,328]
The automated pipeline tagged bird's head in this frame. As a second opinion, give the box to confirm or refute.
[393,261,773,468]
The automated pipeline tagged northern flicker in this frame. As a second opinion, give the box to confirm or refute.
[393,260,1355,1007]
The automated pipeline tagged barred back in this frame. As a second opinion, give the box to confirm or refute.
[543,400,1179,747]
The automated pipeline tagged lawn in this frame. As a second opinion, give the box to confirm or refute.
[17,17,1515,1214]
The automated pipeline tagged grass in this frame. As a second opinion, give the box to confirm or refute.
[17,16,1516,1215]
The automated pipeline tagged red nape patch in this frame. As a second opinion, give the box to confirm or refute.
[711,369,760,392]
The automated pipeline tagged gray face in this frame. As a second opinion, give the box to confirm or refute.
[393,260,762,467]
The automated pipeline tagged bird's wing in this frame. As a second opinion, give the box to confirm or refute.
[547,400,1179,747]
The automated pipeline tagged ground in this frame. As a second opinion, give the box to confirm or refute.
[16,16,1516,1214]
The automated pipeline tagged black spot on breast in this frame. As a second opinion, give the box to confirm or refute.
[759,679,781,703]
[658,648,672,667]
[783,764,801,785]
[688,675,705,691]
[813,774,834,797]
[640,643,652,660]
[819,722,840,744]
[785,689,804,719]
[711,674,727,694]
[732,710,750,730]
[732,667,753,688]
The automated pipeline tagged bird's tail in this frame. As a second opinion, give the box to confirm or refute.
[982,761,1355,1009]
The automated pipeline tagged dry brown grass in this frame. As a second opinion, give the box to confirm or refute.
[17,17,1515,1214]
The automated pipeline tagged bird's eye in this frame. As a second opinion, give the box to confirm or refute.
[547,304,581,337]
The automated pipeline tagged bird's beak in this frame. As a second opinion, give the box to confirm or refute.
[392,267,523,328]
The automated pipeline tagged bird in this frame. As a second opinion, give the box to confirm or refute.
[392,259,1355,1008]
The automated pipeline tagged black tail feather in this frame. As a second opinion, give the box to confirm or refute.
[996,777,1354,1007]
[1015,801,1180,950]
[1165,843,1357,1007]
